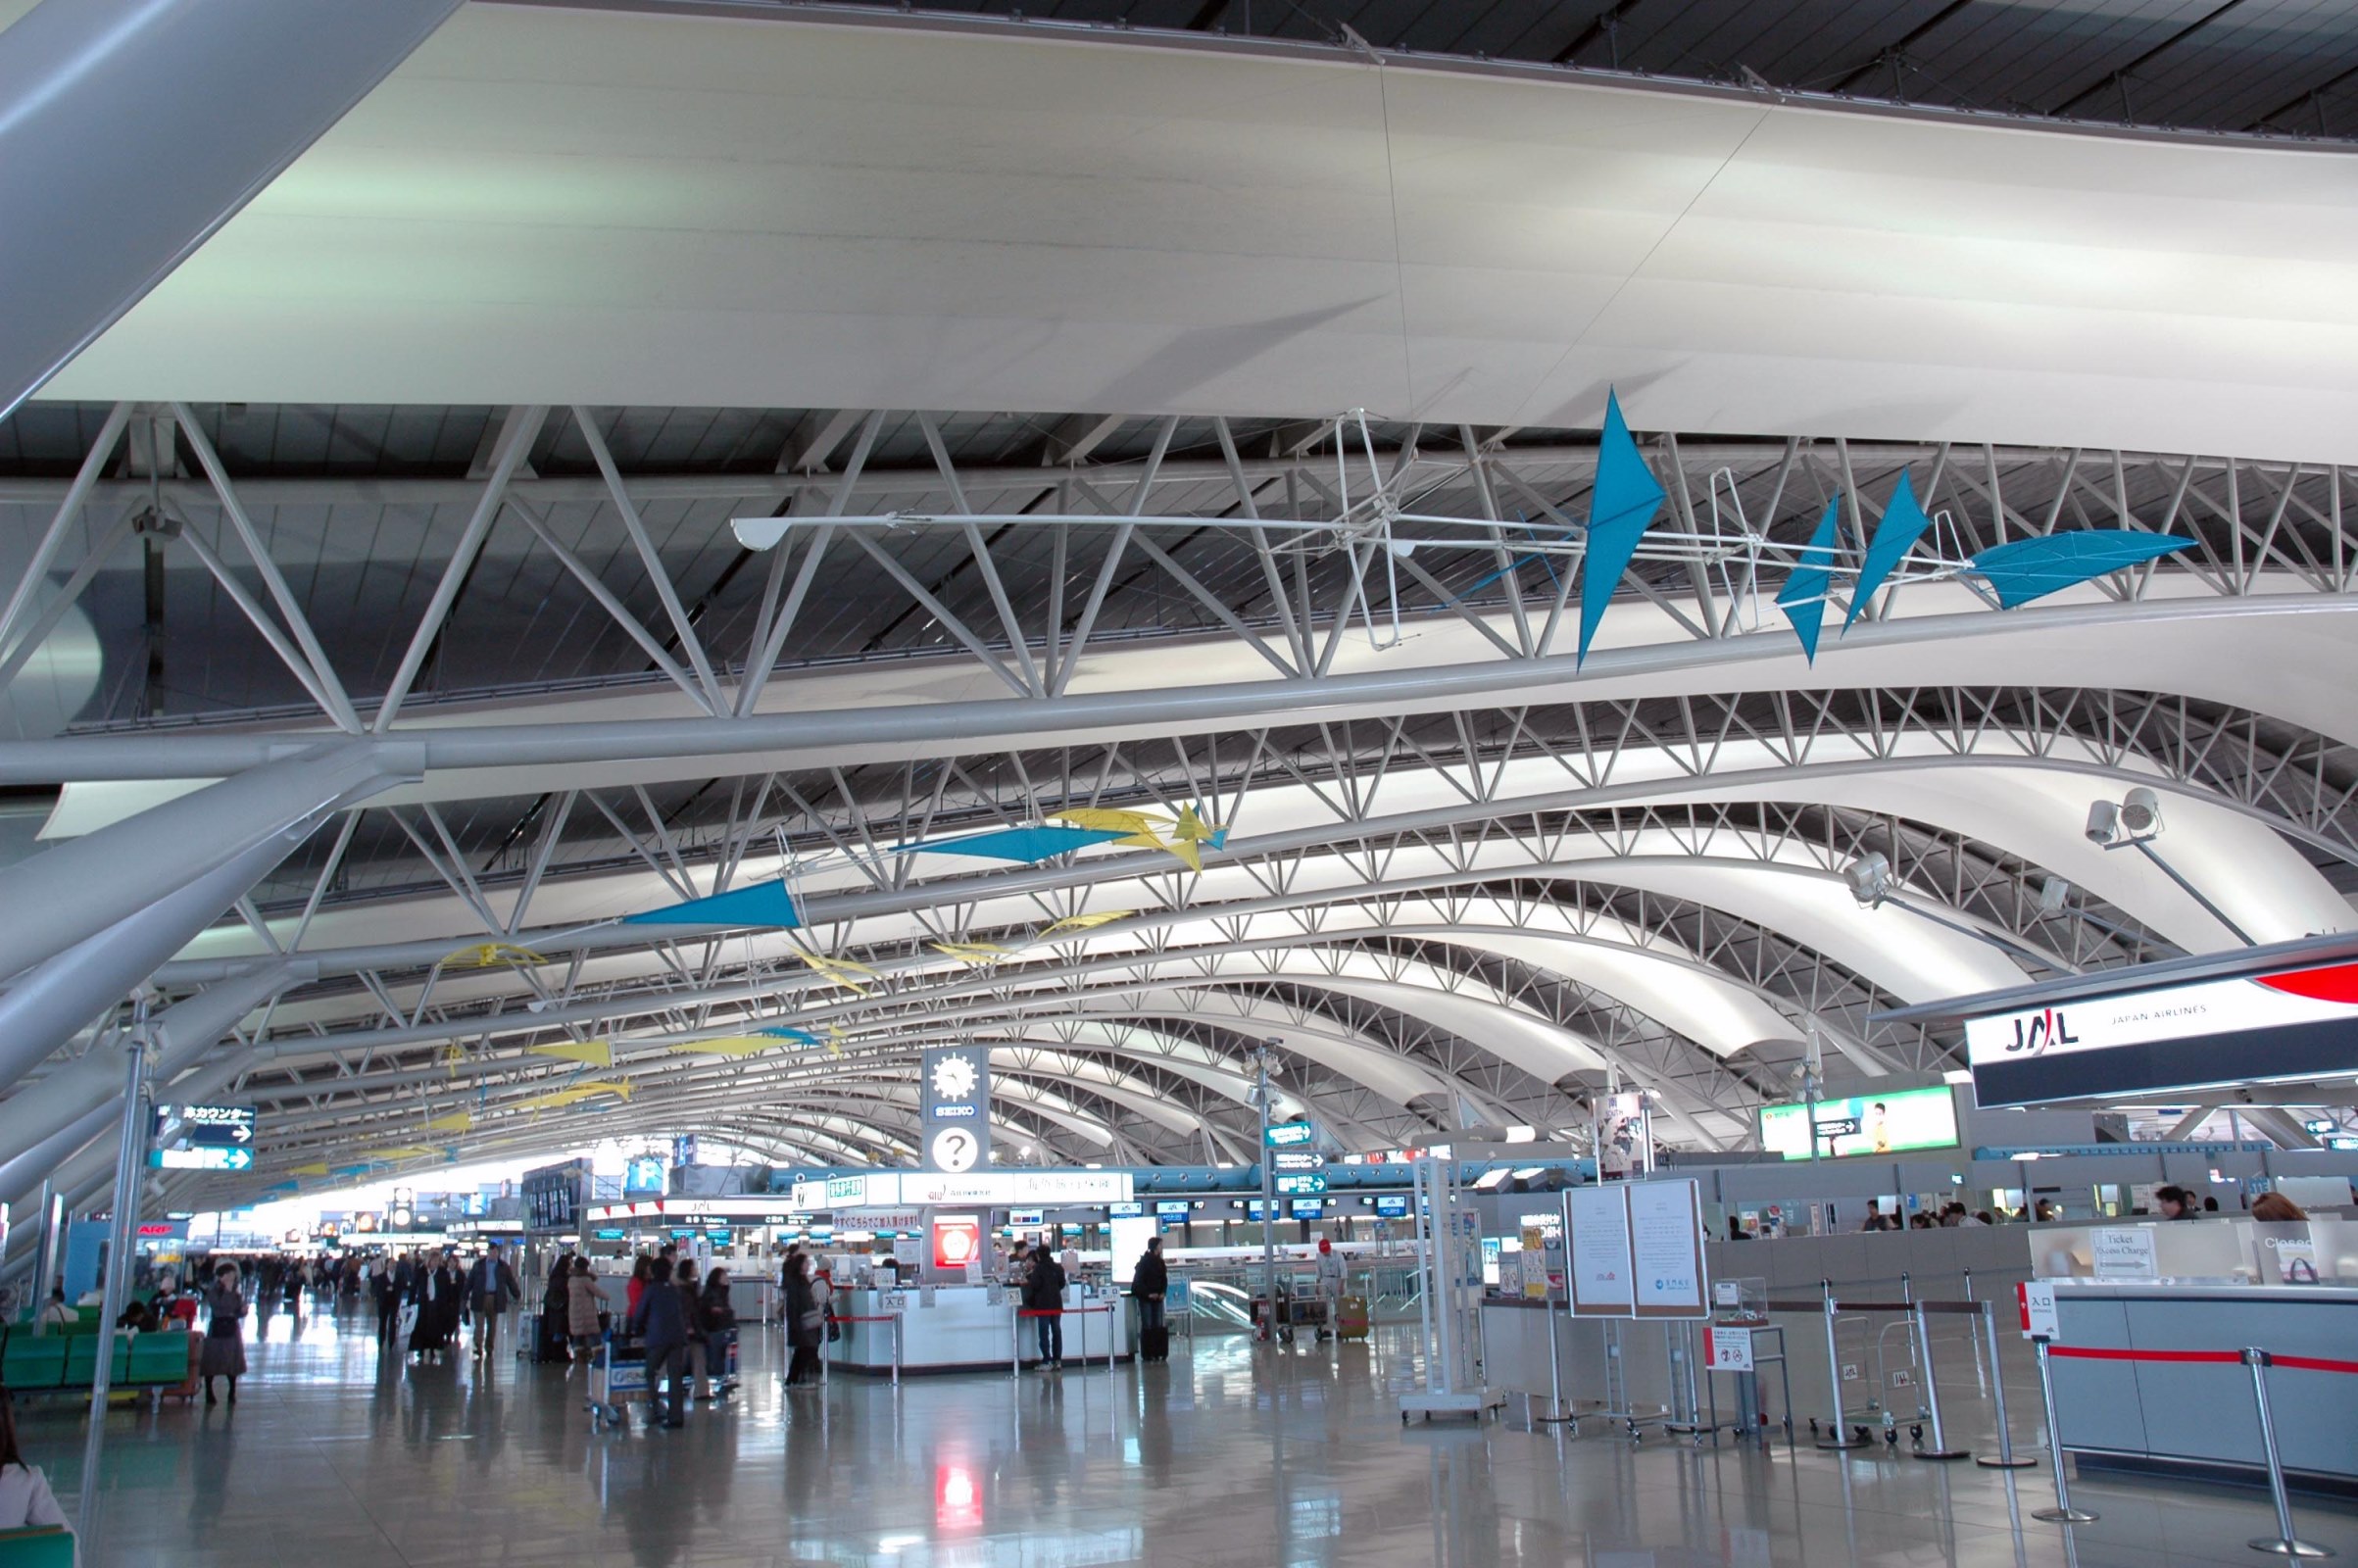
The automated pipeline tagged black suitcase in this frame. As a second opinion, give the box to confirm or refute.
[1140,1325,1170,1363]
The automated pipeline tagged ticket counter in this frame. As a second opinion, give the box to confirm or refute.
[824,1284,1126,1375]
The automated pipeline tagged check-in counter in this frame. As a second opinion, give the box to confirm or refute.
[2046,1281,2358,1487]
[824,1284,1127,1375]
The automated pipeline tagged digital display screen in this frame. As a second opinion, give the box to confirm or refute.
[1374,1195,1411,1217]
[1107,1201,1145,1218]
[1154,1200,1192,1217]
[1760,1084,1959,1160]
[1289,1200,1324,1218]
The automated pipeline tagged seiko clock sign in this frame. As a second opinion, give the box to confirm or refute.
[921,1047,991,1173]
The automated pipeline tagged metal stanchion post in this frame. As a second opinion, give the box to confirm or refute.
[1975,1301,2038,1469]
[1010,1308,1021,1378]
[1817,1282,1867,1448]
[1911,1303,1967,1460]
[2241,1348,2333,1559]
[2030,1340,2098,1524]
[892,1312,903,1390]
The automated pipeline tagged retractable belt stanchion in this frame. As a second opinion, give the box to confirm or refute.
[1014,1306,1115,1374]
[826,1314,904,1388]
[2033,1338,2355,1553]
[2030,1339,2100,1524]
[1815,1282,1868,1449]
[1909,1301,1971,1460]
[2240,1348,2333,1560]
[1974,1300,2038,1469]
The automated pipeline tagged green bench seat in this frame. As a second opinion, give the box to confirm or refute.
[0,1527,74,1568]
[1,1331,192,1393]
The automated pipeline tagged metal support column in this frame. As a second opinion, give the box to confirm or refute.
[76,1025,151,1538]
[0,743,402,988]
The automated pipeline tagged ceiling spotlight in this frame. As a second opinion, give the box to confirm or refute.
[2038,875,2071,916]
[2088,788,2164,847]
[1843,853,1893,908]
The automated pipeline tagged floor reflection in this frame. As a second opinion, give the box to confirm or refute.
[8,1300,2351,1567]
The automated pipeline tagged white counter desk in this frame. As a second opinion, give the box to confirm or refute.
[822,1284,1128,1377]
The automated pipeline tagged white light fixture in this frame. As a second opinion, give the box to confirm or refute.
[1502,1125,1538,1144]
[1843,852,1893,908]
[1471,1168,1511,1191]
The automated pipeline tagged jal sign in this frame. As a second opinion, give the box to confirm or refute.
[1964,958,2358,1107]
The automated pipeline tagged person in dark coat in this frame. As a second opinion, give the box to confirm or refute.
[627,1257,692,1428]
[1024,1248,1067,1370]
[370,1259,399,1348]
[200,1262,248,1404]
[783,1251,823,1389]
[409,1254,460,1360]
[699,1266,739,1397]
[1131,1237,1169,1336]
[467,1244,523,1362]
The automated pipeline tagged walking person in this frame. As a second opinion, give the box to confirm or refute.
[699,1266,739,1397]
[1023,1244,1067,1370]
[784,1251,824,1389]
[370,1258,399,1349]
[1313,1237,1344,1339]
[467,1244,523,1363]
[201,1262,248,1405]
[672,1259,711,1403]
[565,1256,610,1368]
[627,1255,692,1430]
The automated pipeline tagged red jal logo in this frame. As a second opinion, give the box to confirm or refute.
[2007,1008,2079,1055]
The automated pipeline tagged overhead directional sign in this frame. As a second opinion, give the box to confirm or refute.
[1264,1121,1315,1149]
[156,1103,256,1148]
[152,1146,254,1172]
[1272,1150,1326,1171]
[1273,1171,1328,1195]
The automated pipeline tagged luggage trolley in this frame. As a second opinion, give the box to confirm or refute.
[587,1331,647,1431]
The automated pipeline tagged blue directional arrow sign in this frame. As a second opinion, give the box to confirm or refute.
[1263,1121,1315,1149]
[1273,1172,1328,1196]
[151,1146,254,1172]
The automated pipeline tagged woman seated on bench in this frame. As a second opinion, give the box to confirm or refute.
[0,1388,67,1531]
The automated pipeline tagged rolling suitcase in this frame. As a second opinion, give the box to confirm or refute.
[1140,1324,1170,1363]
[1336,1296,1369,1341]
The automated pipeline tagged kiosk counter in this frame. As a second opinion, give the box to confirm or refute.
[823,1284,1127,1375]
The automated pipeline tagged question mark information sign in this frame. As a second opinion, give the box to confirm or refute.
[921,1047,991,1173]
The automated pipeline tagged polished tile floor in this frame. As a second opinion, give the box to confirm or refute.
[14,1301,2355,1567]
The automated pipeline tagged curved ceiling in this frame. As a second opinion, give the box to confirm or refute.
[3,8,2357,1227]
[34,5,2358,462]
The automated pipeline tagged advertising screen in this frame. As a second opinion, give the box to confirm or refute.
[1759,1084,1959,1160]
[930,1214,982,1272]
